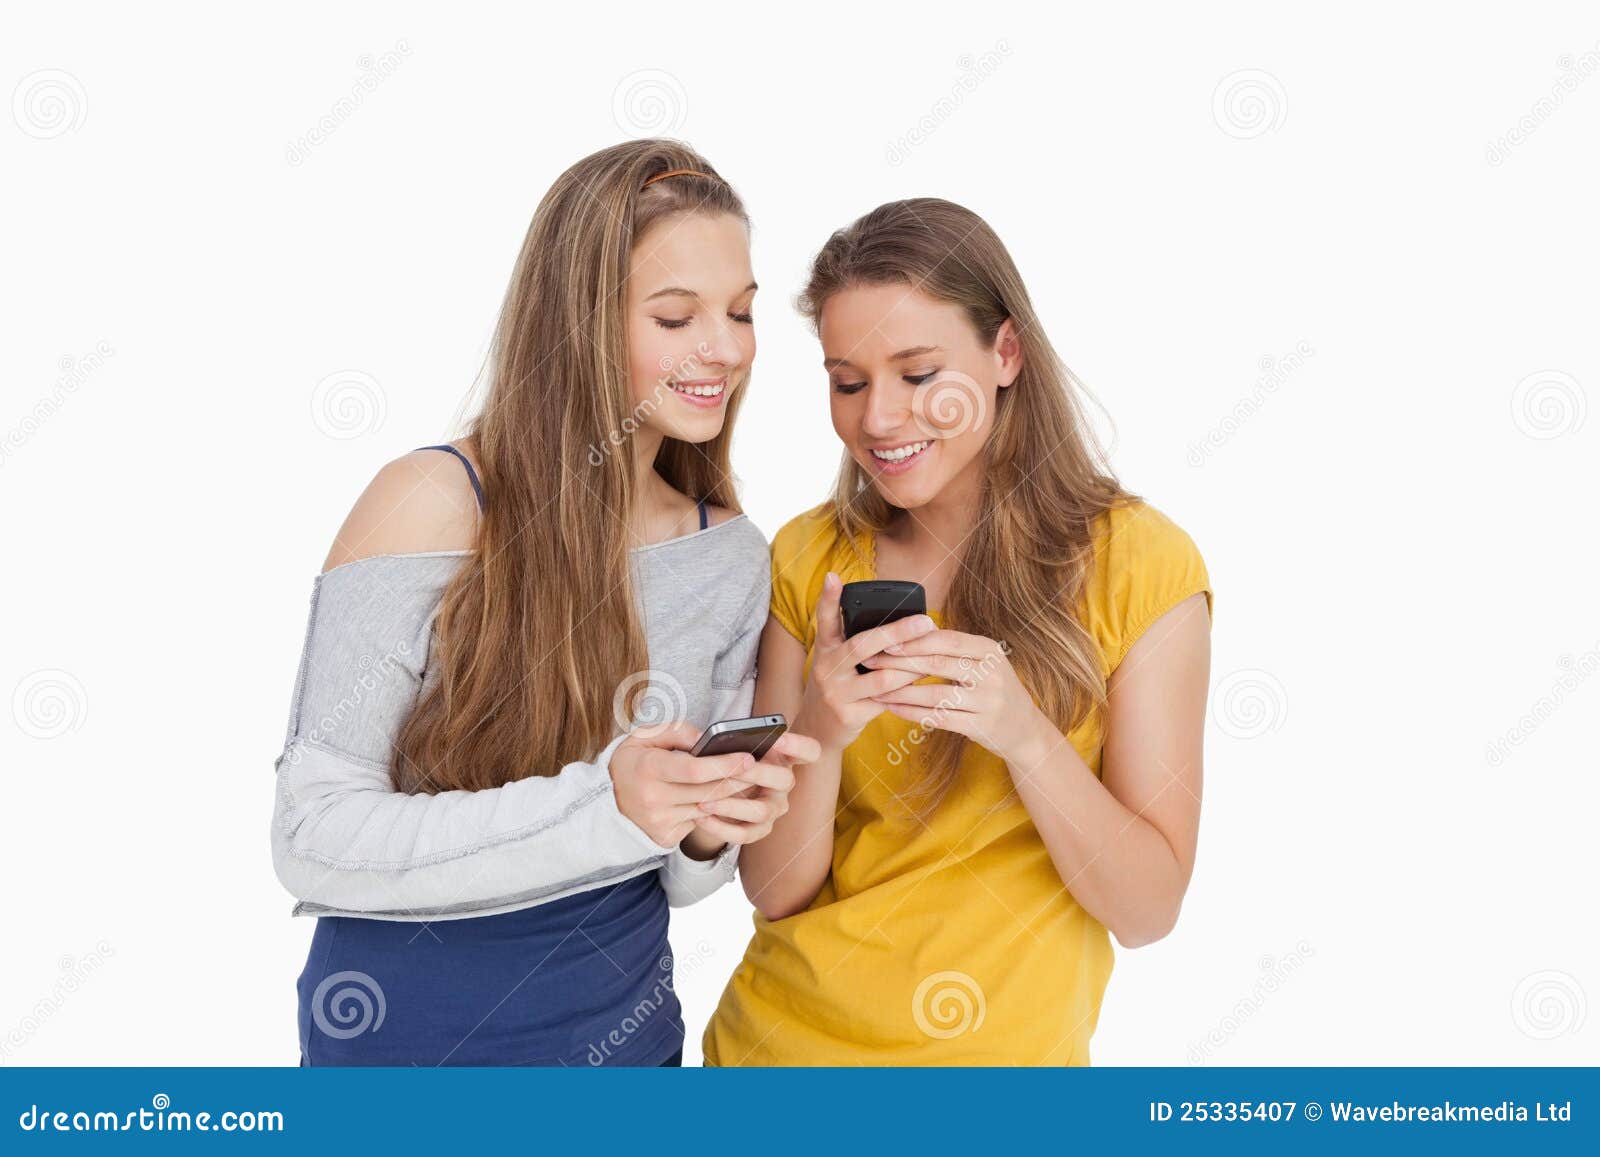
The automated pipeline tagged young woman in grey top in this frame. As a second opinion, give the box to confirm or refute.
[271,141,816,1067]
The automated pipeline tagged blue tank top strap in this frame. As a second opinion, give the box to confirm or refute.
[414,444,484,511]
[697,498,708,531]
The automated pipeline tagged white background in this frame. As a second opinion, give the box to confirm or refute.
[3,2,1596,1067]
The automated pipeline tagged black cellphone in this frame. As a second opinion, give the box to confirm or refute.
[840,580,927,675]
[688,714,787,759]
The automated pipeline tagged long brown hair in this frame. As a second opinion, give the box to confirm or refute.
[393,140,750,794]
[799,197,1133,811]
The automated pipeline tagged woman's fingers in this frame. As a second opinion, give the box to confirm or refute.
[814,571,846,649]
[697,794,774,823]
[873,683,974,710]
[846,613,939,668]
[852,667,927,699]
[730,759,796,793]
[861,651,966,680]
[878,628,995,660]
[877,700,978,736]
[659,749,754,785]
[762,730,822,767]
[690,814,766,845]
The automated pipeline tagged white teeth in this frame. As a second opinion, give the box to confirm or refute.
[672,381,724,397]
[870,440,930,461]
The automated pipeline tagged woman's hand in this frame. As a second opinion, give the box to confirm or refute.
[862,628,1056,767]
[796,571,938,753]
[609,721,764,848]
[690,729,821,849]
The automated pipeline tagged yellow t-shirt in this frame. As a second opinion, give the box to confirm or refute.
[702,499,1212,1066]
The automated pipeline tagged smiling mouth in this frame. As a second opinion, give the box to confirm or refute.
[869,439,931,465]
[666,377,727,405]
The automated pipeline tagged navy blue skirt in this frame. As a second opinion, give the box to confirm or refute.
[297,871,683,1066]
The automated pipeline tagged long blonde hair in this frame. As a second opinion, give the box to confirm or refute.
[799,198,1133,810]
[393,140,750,794]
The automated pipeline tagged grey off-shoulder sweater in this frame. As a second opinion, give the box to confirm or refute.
[269,513,770,921]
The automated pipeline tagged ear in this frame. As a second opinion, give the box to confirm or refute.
[994,318,1024,389]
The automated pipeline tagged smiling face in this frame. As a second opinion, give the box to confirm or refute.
[625,211,757,445]
[820,283,1021,512]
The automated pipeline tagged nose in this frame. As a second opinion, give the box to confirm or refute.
[860,379,911,438]
[700,316,744,373]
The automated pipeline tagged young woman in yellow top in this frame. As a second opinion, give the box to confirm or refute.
[703,198,1213,1065]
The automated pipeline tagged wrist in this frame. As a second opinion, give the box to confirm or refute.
[1004,709,1060,774]
[679,826,727,861]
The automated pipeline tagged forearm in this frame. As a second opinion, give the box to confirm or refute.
[737,725,840,919]
[271,733,669,917]
[1006,726,1189,947]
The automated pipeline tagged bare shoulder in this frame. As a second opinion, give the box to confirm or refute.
[320,443,483,573]
[703,502,739,528]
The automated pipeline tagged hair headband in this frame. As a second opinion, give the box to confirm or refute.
[641,168,714,189]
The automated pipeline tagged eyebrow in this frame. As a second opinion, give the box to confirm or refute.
[644,281,759,303]
[824,345,945,370]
